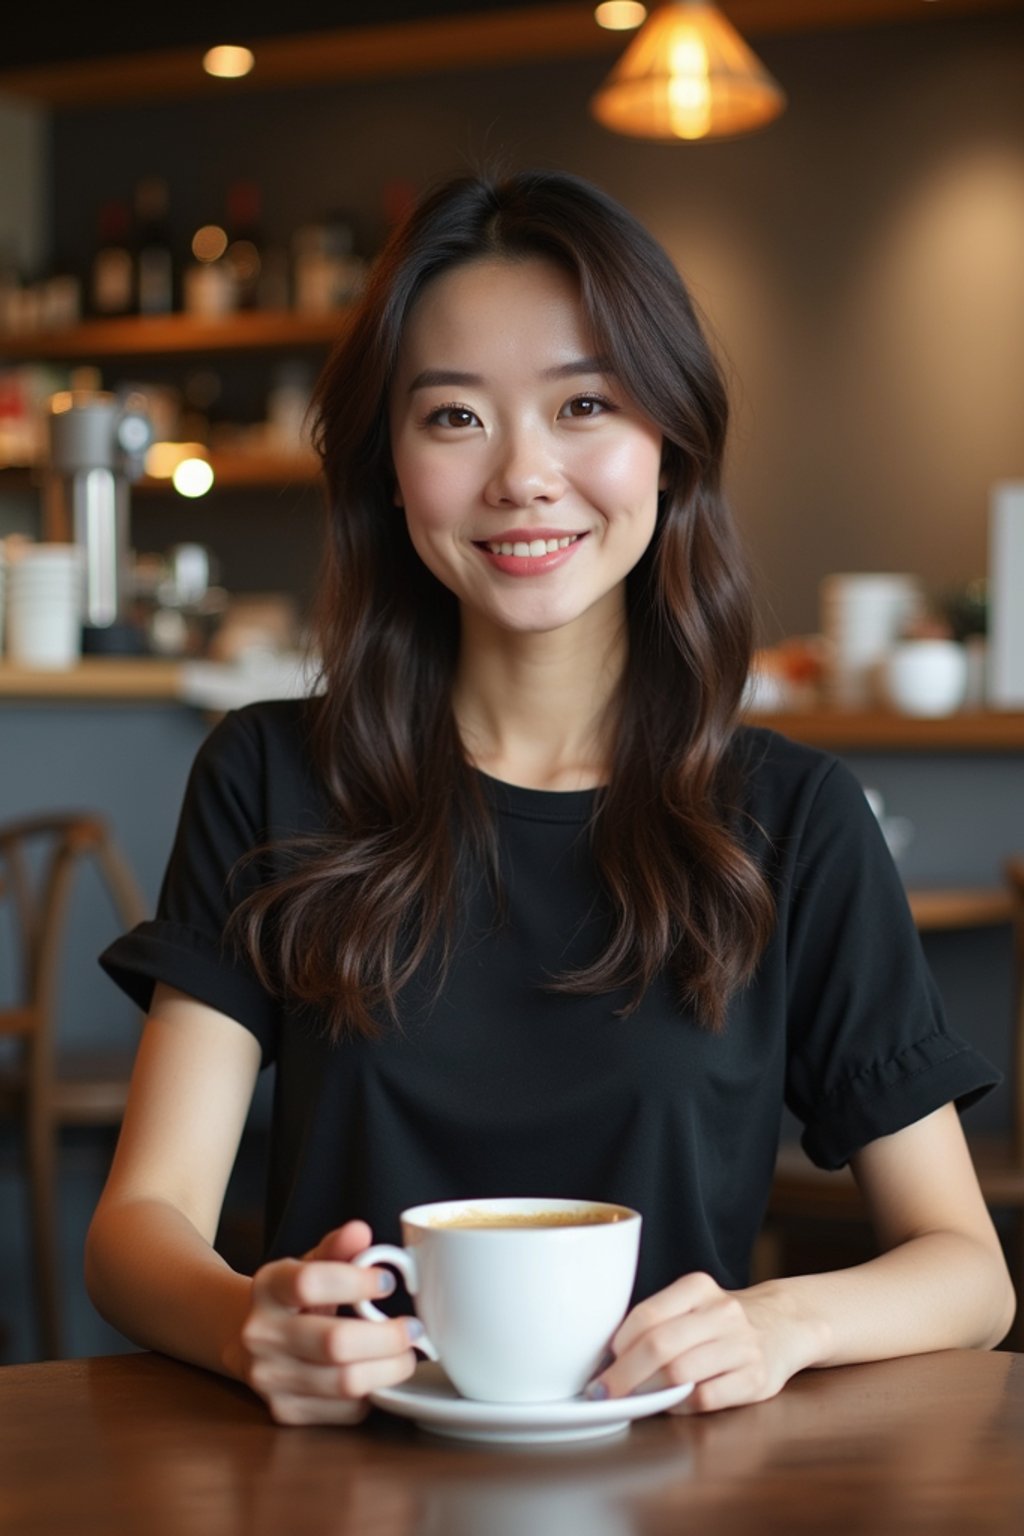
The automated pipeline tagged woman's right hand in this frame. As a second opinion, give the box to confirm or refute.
[236,1220,420,1425]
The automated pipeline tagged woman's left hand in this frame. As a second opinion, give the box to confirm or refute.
[587,1272,821,1414]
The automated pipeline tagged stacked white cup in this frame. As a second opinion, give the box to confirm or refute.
[5,544,84,668]
[819,573,924,708]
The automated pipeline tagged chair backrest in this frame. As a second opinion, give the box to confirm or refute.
[0,814,147,1076]
[1005,856,1024,1165]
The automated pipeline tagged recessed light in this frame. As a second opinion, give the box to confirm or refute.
[595,2,648,30]
[203,45,255,80]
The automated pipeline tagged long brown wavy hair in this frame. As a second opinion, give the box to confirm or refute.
[233,168,775,1037]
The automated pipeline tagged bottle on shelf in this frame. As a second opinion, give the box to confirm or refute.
[291,210,366,314]
[133,175,175,315]
[224,178,291,310]
[182,217,234,319]
[90,199,134,318]
[177,367,223,445]
[265,360,314,453]
[224,179,264,311]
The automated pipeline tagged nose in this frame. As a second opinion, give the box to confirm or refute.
[484,424,566,509]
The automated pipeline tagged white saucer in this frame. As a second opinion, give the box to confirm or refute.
[369,1362,694,1445]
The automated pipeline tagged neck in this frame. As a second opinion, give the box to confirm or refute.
[453,607,627,792]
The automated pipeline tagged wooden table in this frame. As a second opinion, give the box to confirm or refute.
[1,1349,1022,1535]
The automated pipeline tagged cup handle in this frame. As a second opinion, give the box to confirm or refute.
[350,1243,439,1361]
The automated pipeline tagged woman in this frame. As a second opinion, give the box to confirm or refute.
[88,169,1014,1425]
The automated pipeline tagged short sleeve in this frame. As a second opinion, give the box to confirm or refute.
[98,709,281,1061]
[782,757,999,1168]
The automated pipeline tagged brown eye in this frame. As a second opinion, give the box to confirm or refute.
[428,405,479,429]
[560,395,612,419]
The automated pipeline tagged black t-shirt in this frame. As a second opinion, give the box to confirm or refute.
[99,699,997,1301]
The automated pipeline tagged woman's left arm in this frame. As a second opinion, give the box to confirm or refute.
[589,1104,1017,1413]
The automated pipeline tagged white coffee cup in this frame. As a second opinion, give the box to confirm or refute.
[884,639,968,717]
[819,573,924,708]
[352,1196,642,1404]
[5,545,83,668]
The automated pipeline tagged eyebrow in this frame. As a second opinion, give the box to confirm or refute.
[407,356,613,392]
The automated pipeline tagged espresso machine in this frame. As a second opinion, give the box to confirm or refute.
[43,388,153,653]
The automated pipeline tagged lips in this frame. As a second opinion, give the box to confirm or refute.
[472,530,589,576]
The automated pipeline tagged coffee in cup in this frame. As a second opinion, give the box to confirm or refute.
[351,1196,641,1403]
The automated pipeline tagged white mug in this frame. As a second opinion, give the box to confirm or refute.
[351,1196,642,1403]
[884,639,968,717]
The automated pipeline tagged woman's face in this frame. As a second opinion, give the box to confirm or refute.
[389,256,663,644]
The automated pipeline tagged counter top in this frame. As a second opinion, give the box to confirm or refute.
[742,706,1024,751]
[4,662,1024,747]
[0,656,316,708]
[0,658,182,699]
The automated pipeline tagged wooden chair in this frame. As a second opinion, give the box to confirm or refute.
[0,812,147,1359]
[766,864,1024,1349]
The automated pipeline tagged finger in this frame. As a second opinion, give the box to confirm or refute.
[673,1355,775,1415]
[268,1393,371,1427]
[273,1312,422,1368]
[251,1346,418,1409]
[590,1298,749,1400]
[303,1221,374,1262]
[253,1256,394,1314]
[590,1316,710,1399]
[611,1271,723,1355]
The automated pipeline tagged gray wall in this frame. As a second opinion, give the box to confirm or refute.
[31,10,1024,639]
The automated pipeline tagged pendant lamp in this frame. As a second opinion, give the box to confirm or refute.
[590,1,786,143]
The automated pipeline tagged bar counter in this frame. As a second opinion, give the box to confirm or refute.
[4,659,1024,748]
[1,1349,1021,1535]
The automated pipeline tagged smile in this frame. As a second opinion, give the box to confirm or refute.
[482,534,583,557]
[472,531,589,576]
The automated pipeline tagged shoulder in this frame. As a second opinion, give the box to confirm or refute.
[185,697,323,831]
[193,697,315,778]
[727,724,882,881]
[729,723,862,820]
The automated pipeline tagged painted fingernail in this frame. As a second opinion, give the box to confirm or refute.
[584,1380,609,1401]
[404,1318,425,1344]
[375,1271,396,1297]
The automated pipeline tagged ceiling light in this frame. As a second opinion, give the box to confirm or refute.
[595,2,648,30]
[203,45,255,80]
[591,1,786,143]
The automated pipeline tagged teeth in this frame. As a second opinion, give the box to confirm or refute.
[485,535,580,557]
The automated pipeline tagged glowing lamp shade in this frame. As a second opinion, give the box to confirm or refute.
[591,2,786,142]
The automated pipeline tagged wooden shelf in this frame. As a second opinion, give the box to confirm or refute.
[0,659,182,700]
[1,450,322,493]
[0,311,348,361]
[907,888,1015,931]
[744,707,1024,752]
[140,449,321,492]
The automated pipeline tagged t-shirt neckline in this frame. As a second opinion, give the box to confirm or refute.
[473,767,597,824]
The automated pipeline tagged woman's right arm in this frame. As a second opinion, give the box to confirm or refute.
[85,982,418,1424]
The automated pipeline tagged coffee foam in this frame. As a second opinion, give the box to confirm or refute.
[425,1205,629,1230]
